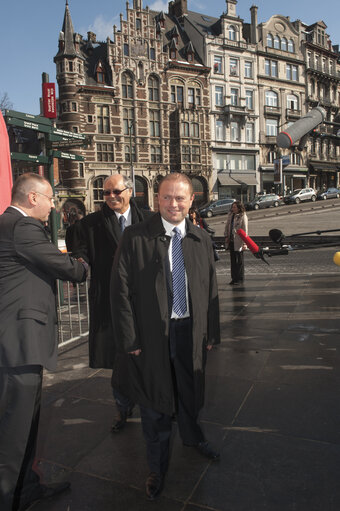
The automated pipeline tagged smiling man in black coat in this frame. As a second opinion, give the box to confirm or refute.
[0,173,87,511]
[111,173,220,500]
[70,173,152,432]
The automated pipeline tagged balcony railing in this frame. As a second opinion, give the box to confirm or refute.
[264,105,281,116]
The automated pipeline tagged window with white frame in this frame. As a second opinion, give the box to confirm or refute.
[215,86,223,106]
[267,150,277,163]
[216,120,224,141]
[229,25,236,41]
[267,33,273,47]
[287,94,298,110]
[97,105,110,134]
[214,55,222,74]
[286,64,298,81]
[274,35,280,49]
[150,110,160,137]
[245,90,254,109]
[291,152,301,165]
[229,58,239,76]
[265,90,278,107]
[231,121,240,141]
[281,37,287,51]
[266,119,278,136]
[171,84,184,103]
[246,123,254,143]
[288,39,295,52]
[265,59,278,77]
[230,88,239,106]
[244,61,253,78]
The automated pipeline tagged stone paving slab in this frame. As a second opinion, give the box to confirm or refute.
[31,268,340,510]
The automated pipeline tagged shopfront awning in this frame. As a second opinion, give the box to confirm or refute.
[217,173,258,186]
[310,163,340,172]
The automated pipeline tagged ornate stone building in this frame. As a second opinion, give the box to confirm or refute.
[54,0,212,215]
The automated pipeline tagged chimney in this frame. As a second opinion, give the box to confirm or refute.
[168,0,187,18]
[250,5,258,44]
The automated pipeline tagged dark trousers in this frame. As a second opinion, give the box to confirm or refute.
[229,241,244,283]
[0,366,42,511]
[140,318,204,475]
[111,372,134,415]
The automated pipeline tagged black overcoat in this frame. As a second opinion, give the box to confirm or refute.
[71,199,151,368]
[111,213,220,416]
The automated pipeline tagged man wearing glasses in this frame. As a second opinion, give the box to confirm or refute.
[70,173,152,432]
[0,173,87,510]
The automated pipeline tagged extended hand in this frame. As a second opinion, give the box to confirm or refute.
[206,345,213,351]
[129,349,142,356]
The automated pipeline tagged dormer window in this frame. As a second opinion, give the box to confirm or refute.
[96,62,105,83]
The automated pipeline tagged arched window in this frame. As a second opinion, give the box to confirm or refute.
[265,90,278,107]
[122,72,133,99]
[287,94,298,110]
[228,25,236,41]
[134,176,148,209]
[288,39,295,52]
[191,177,207,207]
[274,36,280,49]
[281,37,287,51]
[267,33,273,48]
[148,76,159,101]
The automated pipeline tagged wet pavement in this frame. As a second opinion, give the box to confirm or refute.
[33,250,340,511]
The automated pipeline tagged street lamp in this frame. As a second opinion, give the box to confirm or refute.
[129,121,135,196]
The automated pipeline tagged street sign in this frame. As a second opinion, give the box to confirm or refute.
[52,150,84,161]
[5,109,52,126]
[5,115,86,140]
[274,156,290,168]
[51,128,86,140]
[10,152,49,164]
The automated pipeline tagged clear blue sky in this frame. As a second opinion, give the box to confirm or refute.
[1,0,339,115]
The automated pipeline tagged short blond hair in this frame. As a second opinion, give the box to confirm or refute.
[158,172,193,195]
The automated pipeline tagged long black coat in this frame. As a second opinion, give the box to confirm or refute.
[71,200,151,368]
[111,213,220,416]
[0,207,86,371]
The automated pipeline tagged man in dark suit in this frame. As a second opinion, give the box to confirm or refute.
[111,173,220,500]
[70,173,152,432]
[0,173,87,511]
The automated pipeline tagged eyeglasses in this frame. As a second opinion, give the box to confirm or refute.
[33,191,55,203]
[103,187,129,196]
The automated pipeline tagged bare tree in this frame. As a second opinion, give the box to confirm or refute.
[0,92,13,114]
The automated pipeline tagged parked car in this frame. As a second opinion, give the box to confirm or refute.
[246,194,282,210]
[199,198,235,217]
[317,187,340,200]
[284,188,317,204]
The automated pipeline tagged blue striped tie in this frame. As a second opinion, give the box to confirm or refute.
[119,215,126,232]
[172,227,187,316]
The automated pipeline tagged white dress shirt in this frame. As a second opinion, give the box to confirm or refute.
[115,205,131,227]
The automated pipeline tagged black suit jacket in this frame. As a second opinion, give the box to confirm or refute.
[70,199,153,368]
[0,207,86,370]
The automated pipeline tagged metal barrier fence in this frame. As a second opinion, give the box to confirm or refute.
[56,279,90,348]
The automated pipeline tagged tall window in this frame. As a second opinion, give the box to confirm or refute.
[286,64,298,81]
[182,145,190,162]
[124,44,129,56]
[288,39,295,52]
[191,123,199,138]
[246,123,254,143]
[281,37,287,51]
[267,33,273,48]
[122,73,133,98]
[97,143,114,162]
[192,146,200,163]
[182,122,189,136]
[123,108,134,135]
[244,61,253,78]
[230,58,239,76]
[187,87,201,106]
[265,59,278,77]
[230,88,239,106]
[148,76,159,101]
[287,94,298,110]
[150,110,160,137]
[151,145,162,163]
[171,85,183,103]
[214,55,222,74]
[266,119,278,136]
[125,144,136,162]
[216,120,224,141]
[274,36,280,49]
[228,25,236,40]
[93,176,105,208]
[265,90,278,107]
[136,18,141,30]
[97,105,110,134]
[215,86,223,106]
[245,90,254,109]
[231,121,240,141]
[150,47,156,60]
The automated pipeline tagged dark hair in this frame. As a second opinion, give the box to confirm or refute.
[12,172,49,203]
[189,207,200,218]
[233,200,246,214]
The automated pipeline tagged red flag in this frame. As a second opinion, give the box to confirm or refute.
[0,111,13,214]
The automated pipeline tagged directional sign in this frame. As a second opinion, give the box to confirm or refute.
[5,116,86,140]
[274,157,290,168]
[5,109,52,127]
[52,150,84,161]
[11,152,49,164]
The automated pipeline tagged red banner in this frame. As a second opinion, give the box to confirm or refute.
[42,82,57,118]
[0,110,13,214]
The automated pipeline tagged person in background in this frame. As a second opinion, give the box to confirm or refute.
[224,201,248,285]
[0,173,87,511]
[188,207,219,261]
[70,174,153,432]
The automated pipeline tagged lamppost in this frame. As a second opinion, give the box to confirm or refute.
[129,121,135,196]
